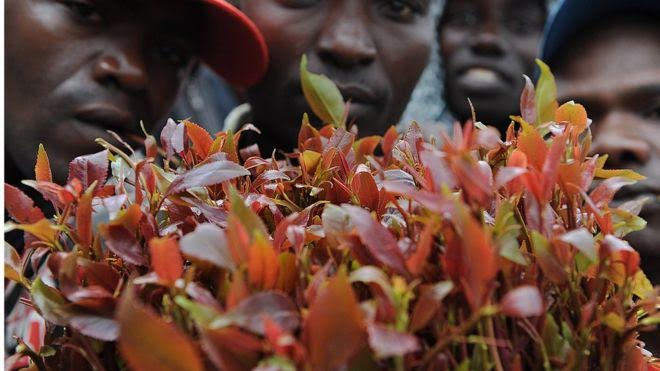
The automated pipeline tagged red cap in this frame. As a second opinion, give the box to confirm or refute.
[199,0,268,88]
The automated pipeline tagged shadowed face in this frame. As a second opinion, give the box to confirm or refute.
[440,0,546,131]
[237,0,435,153]
[554,16,660,282]
[5,0,201,183]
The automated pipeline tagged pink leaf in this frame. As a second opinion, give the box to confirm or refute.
[67,150,109,189]
[501,285,544,317]
[367,323,420,358]
[166,160,249,195]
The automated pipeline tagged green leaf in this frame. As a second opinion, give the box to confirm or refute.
[174,296,221,327]
[30,278,69,326]
[631,270,654,298]
[300,54,346,129]
[535,59,558,125]
[229,187,269,239]
[494,201,527,266]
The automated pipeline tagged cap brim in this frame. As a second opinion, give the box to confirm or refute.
[200,0,268,88]
[540,0,660,65]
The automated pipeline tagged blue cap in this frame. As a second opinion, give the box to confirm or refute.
[540,0,660,65]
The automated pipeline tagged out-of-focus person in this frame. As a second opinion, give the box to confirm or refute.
[5,0,267,185]
[170,66,242,134]
[4,0,268,360]
[439,0,549,132]
[541,0,660,284]
[541,0,660,353]
[227,0,436,155]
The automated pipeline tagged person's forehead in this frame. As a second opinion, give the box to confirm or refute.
[555,21,660,80]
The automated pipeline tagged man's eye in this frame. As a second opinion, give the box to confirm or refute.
[278,0,320,9]
[380,0,420,22]
[62,0,102,22]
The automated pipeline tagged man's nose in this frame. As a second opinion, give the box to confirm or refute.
[316,12,377,69]
[469,31,505,57]
[590,111,651,168]
[93,42,148,94]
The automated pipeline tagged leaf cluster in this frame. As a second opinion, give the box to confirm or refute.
[4,60,660,371]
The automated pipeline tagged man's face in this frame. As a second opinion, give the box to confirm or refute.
[440,0,546,130]
[238,0,434,152]
[554,18,660,282]
[5,0,200,183]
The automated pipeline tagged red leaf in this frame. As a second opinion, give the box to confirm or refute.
[184,120,214,159]
[200,327,261,371]
[351,169,379,211]
[35,144,53,182]
[367,323,419,358]
[166,160,249,195]
[541,134,567,202]
[4,184,45,224]
[149,237,183,283]
[229,292,300,335]
[382,126,399,159]
[101,225,146,266]
[410,281,454,332]
[67,150,109,189]
[342,204,408,276]
[117,288,204,371]
[304,269,365,371]
[501,286,544,317]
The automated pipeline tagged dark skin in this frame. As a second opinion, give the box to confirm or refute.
[5,0,201,184]
[439,0,546,131]
[234,0,434,154]
[554,16,660,288]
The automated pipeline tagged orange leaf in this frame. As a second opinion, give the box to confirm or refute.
[442,205,497,310]
[556,101,588,134]
[227,273,250,310]
[118,288,204,371]
[149,237,183,283]
[184,120,214,159]
[76,185,95,248]
[248,235,279,290]
[35,144,52,182]
[517,119,547,172]
[304,268,365,371]
[406,222,435,276]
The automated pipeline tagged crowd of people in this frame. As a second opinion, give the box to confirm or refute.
[5,0,660,356]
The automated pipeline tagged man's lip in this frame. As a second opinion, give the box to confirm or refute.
[74,105,136,133]
[335,83,380,105]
